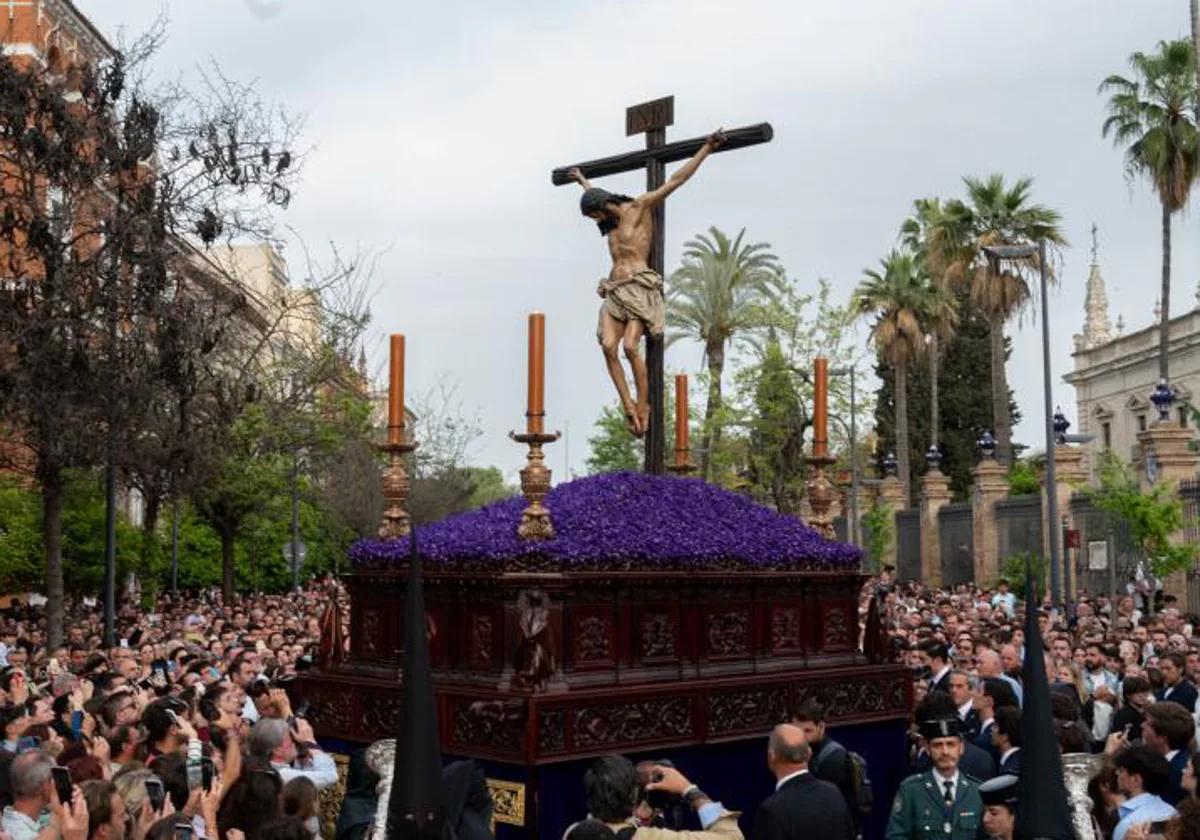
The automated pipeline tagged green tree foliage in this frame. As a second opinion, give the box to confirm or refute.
[873,290,1019,502]
[1006,461,1041,497]
[1090,451,1196,579]
[586,388,680,475]
[744,331,805,512]
[862,502,893,573]
[667,227,784,480]
[935,175,1066,467]
[996,552,1047,599]
[1101,39,1198,383]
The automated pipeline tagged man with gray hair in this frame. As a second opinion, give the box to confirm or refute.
[755,724,854,840]
[247,717,336,790]
[2,750,88,840]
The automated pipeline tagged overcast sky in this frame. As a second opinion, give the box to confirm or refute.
[82,0,1200,480]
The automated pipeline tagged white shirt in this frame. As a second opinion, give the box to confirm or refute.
[242,696,260,723]
[957,700,973,720]
[273,749,338,790]
[1000,747,1020,766]
[931,769,960,801]
[775,768,809,790]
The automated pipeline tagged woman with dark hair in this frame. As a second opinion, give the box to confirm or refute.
[1089,761,1125,840]
[217,757,282,840]
[280,778,319,840]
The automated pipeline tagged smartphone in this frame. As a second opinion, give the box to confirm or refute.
[144,778,165,814]
[173,821,193,840]
[50,766,72,807]
[200,757,214,793]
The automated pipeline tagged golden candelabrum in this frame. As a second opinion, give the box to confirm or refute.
[804,454,838,540]
[509,421,560,541]
[378,439,418,540]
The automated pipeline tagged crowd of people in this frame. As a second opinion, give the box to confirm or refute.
[0,572,1197,840]
[874,570,1200,839]
[0,584,345,840]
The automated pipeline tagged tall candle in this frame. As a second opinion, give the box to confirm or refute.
[813,357,828,458]
[675,374,689,462]
[527,312,545,434]
[388,334,405,445]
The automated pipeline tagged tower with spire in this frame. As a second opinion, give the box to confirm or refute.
[1074,223,1113,352]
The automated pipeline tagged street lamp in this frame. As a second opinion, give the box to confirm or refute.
[982,241,1061,609]
[830,366,858,546]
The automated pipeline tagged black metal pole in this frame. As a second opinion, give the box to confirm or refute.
[1041,239,1061,609]
[171,504,179,595]
[850,368,859,547]
[103,430,116,648]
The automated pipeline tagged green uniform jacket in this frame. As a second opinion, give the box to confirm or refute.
[885,770,984,840]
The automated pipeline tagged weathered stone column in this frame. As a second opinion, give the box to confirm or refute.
[920,466,951,588]
[1051,444,1088,600]
[972,457,1008,586]
[1136,420,1199,602]
[878,474,906,571]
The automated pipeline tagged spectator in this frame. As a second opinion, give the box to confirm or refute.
[246,720,334,791]
[993,707,1021,775]
[279,779,318,840]
[1141,703,1196,806]
[1157,654,1198,713]
[1112,746,1176,840]
[79,780,124,840]
[789,701,856,832]
[754,724,853,840]
[582,755,742,840]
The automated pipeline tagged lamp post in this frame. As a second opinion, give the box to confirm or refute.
[830,366,858,546]
[983,241,1060,609]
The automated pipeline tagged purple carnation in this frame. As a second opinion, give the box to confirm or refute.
[351,472,861,572]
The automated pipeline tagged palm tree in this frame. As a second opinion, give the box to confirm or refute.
[937,175,1065,466]
[1191,2,1200,120]
[854,252,952,506]
[667,227,783,481]
[899,198,958,463]
[1100,38,1199,385]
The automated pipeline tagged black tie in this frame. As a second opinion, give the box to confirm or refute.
[943,780,954,808]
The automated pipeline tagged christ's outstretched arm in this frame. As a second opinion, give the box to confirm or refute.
[567,167,592,191]
[641,128,726,206]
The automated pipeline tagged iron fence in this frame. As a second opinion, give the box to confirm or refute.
[939,502,975,587]
[1180,480,1200,612]
[995,495,1043,563]
[896,509,921,583]
[1070,492,1145,599]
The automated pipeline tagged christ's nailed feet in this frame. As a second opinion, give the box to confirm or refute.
[636,401,650,440]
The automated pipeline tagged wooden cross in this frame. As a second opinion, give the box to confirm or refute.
[552,96,773,474]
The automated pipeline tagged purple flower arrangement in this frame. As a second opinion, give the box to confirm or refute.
[350,472,861,572]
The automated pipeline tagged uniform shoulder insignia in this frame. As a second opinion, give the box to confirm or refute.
[961,773,981,784]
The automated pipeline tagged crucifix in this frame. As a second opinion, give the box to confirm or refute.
[552,97,773,474]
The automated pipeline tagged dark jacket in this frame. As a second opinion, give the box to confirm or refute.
[1166,749,1191,807]
[973,720,998,763]
[753,772,855,840]
[999,747,1021,776]
[809,739,857,826]
[1158,679,1198,713]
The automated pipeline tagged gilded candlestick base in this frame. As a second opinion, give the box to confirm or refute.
[509,430,561,541]
[378,440,417,540]
[667,459,697,477]
[804,454,838,540]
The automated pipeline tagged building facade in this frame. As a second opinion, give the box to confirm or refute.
[1064,254,1199,480]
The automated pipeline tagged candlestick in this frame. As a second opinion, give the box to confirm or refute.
[388,334,405,445]
[527,313,545,434]
[668,374,696,476]
[379,333,416,539]
[510,429,561,540]
[813,357,828,458]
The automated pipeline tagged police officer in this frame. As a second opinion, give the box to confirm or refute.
[978,775,1018,840]
[886,717,983,840]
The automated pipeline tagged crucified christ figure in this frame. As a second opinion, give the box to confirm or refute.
[568,128,725,437]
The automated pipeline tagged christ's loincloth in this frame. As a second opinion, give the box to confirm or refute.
[595,268,665,339]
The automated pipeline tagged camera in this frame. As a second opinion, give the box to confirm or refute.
[635,759,682,827]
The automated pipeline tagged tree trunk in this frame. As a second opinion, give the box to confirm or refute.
[700,340,725,482]
[930,333,940,451]
[42,470,64,649]
[989,314,1014,467]
[220,528,236,606]
[895,363,911,507]
[1159,197,1171,384]
[141,493,161,575]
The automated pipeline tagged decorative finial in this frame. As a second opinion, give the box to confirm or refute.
[1151,378,1176,422]
[978,430,998,460]
[882,452,898,478]
[925,444,943,472]
[1090,222,1099,265]
[1053,407,1071,445]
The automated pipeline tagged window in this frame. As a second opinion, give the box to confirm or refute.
[1137,414,1147,433]
[1102,422,1112,450]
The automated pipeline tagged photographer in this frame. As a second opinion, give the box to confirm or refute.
[245,720,335,791]
[577,756,742,840]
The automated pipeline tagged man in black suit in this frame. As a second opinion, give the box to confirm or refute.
[972,678,1017,764]
[1157,653,1198,713]
[753,724,855,840]
[1141,701,1196,806]
[923,642,952,695]
[992,707,1021,775]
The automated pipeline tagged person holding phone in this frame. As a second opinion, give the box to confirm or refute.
[2,750,88,840]
[244,720,335,791]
